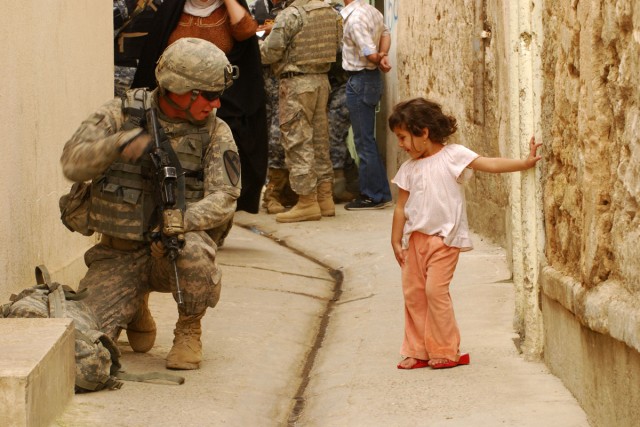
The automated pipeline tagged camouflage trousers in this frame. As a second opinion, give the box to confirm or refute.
[263,67,286,169]
[79,230,221,341]
[114,65,137,99]
[279,73,333,195]
[328,82,351,169]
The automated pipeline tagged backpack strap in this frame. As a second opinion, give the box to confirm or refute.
[116,371,185,385]
[47,285,67,318]
[35,264,52,288]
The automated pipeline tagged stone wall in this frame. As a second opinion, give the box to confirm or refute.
[0,1,112,302]
[540,1,640,425]
[394,0,508,247]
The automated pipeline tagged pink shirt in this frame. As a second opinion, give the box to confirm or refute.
[392,143,479,251]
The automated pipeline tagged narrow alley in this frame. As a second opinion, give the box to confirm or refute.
[55,208,589,426]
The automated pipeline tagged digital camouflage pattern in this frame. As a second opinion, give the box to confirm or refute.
[115,65,137,98]
[1,281,122,392]
[260,0,342,194]
[156,37,236,94]
[263,67,286,169]
[279,74,333,194]
[260,0,343,77]
[61,90,240,232]
[327,81,351,169]
[79,230,221,340]
[265,64,350,171]
[261,0,349,173]
[61,87,239,342]
[253,1,286,170]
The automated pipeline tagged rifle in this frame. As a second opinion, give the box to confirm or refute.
[146,106,186,305]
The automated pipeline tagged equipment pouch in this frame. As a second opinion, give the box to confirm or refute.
[59,181,94,236]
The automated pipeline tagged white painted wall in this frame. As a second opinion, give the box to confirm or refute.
[0,1,112,301]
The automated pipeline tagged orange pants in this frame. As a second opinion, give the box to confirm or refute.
[400,232,461,361]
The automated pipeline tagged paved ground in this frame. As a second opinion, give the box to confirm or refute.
[56,205,590,427]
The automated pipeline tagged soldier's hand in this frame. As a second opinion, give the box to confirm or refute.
[150,240,166,259]
[258,24,273,36]
[120,133,152,162]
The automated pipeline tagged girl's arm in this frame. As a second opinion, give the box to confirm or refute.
[469,136,542,173]
[391,188,409,267]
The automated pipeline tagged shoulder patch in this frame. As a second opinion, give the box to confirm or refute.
[223,150,241,187]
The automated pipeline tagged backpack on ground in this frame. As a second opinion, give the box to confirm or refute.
[0,265,122,392]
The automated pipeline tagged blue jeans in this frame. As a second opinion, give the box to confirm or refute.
[345,69,392,203]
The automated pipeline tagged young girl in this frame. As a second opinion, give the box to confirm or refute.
[389,98,541,370]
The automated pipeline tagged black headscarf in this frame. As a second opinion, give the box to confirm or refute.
[132,0,268,213]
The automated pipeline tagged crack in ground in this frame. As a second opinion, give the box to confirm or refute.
[241,225,343,426]
[217,262,334,283]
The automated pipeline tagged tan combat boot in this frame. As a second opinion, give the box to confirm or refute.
[317,181,335,217]
[126,294,156,353]
[275,193,321,223]
[280,171,299,207]
[166,312,205,370]
[262,168,288,214]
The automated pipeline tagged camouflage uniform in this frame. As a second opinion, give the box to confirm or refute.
[259,0,342,195]
[61,43,240,342]
[113,0,165,98]
[328,72,351,169]
[325,1,351,170]
[263,66,287,169]
[251,1,287,170]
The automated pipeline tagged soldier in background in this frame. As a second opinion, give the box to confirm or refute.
[259,0,356,213]
[61,38,240,370]
[251,0,298,214]
[113,0,166,97]
[259,0,342,223]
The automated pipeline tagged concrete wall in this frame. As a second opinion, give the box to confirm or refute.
[0,1,112,302]
[390,0,640,425]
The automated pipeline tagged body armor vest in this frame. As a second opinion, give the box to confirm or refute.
[88,90,209,242]
[286,2,337,67]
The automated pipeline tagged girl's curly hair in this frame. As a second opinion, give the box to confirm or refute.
[388,98,458,143]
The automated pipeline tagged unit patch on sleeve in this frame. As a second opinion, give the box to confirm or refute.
[223,150,241,187]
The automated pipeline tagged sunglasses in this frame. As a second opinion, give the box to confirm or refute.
[192,89,224,101]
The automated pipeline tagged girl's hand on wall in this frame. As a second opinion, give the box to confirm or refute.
[525,136,543,169]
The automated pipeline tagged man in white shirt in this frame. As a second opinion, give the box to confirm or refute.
[341,0,393,210]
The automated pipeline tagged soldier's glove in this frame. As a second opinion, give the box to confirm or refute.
[162,209,185,242]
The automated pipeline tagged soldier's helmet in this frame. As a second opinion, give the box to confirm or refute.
[155,37,238,94]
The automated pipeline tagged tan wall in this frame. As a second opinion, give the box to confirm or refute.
[393,0,508,246]
[540,1,640,425]
[0,1,112,302]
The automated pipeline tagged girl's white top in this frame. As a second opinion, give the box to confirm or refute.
[392,143,479,251]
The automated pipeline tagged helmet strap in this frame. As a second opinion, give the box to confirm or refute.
[159,88,202,124]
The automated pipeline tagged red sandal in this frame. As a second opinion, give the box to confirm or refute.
[397,357,430,370]
[429,353,470,369]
